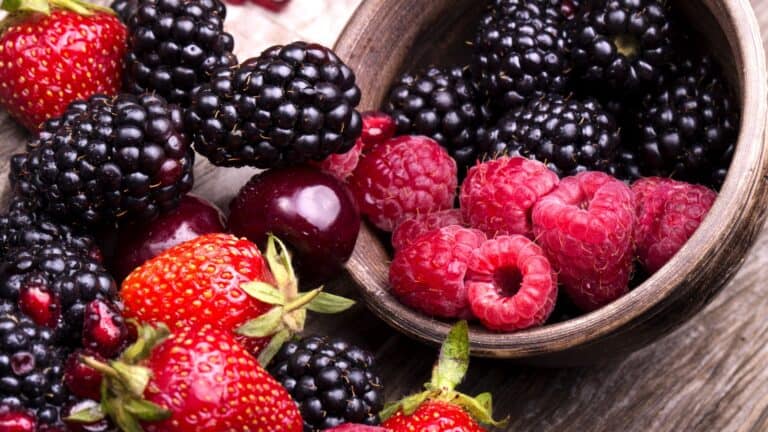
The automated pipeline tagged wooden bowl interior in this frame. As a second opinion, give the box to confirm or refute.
[338,0,768,361]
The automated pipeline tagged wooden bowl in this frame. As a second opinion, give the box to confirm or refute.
[336,0,768,365]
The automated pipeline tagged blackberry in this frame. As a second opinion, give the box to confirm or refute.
[123,0,238,106]
[479,93,621,177]
[0,197,101,261]
[0,241,118,346]
[110,0,138,23]
[383,66,491,171]
[0,306,74,430]
[186,42,363,168]
[632,55,739,187]
[10,93,194,226]
[268,336,384,431]
[473,0,571,111]
[570,0,673,92]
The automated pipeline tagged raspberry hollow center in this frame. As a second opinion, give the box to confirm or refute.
[494,266,523,298]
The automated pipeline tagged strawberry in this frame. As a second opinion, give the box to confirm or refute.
[381,322,506,432]
[121,233,354,363]
[0,0,127,131]
[71,323,304,431]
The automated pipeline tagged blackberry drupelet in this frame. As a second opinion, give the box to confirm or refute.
[633,55,739,187]
[123,0,238,106]
[10,93,194,226]
[0,306,74,430]
[0,241,119,346]
[111,0,138,23]
[473,0,570,111]
[479,93,621,177]
[186,41,363,168]
[268,336,384,431]
[570,0,673,92]
[0,197,101,261]
[383,66,491,171]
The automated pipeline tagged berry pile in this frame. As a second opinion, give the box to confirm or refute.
[381,0,739,188]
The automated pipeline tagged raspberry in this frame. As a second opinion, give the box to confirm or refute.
[633,177,717,274]
[460,156,559,237]
[315,112,396,181]
[316,139,365,181]
[389,225,486,319]
[391,209,465,251]
[466,235,557,331]
[532,171,635,311]
[350,136,458,231]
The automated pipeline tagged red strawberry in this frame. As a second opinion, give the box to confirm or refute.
[121,233,354,363]
[0,1,127,131]
[380,322,506,432]
[73,323,303,431]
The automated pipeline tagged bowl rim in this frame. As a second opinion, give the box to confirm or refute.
[336,0,768,357]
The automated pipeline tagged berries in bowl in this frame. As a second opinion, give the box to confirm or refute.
[336,0,768,364]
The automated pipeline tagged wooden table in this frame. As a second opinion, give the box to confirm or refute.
[237,2,768,431]
[0,1,767,431]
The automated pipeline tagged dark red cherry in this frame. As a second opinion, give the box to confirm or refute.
[111,195,227,280]
[82,300,128,358]
[229,166,360,284]
[64,349,104,400]
[359,111,396,151]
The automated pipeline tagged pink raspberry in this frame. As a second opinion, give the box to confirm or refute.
[633,177,717,274]
[350,136,458,231]
[389,225,486,319]
[460,156,559,237]
[315,112,397,181]
[466,235,557,331]
[532,171,635,311]
[359,111,396,152]
[391,209,464,251]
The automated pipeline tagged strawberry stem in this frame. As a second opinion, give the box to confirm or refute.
[1,0,115,15]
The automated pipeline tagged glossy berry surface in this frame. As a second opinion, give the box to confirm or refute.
[10,93,195,226]
[533,172,635,311]
[0,407,36,432]
[81,300,129,359]
[124,0,237,106]
[479,94,620,177]
[229,167,360,284]
[268,336,385,431]
[384,66,490,170]
[460,156,559,238]
[390,225,486,319]
[187,41,362,168]
[121,234,274,344]
[111,195,226,281]
[0,10,127,131]
[633,177,717,274]
[383,400,484,432]
[0,242,118,345]
[350,136,458,232]
[391,209,465,251]
[570,0,672,91]
[63,350,105,401]
[466,235,557,331]
[141,325,303,432]
[473,0,570,110]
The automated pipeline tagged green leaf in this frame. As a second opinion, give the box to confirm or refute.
[453,392,508,428]
[65,404,105,423]
[241,281,286,305]
[2,0,49,14]
[124,399,172,422]
[284,288,322,312]
[236,306,284,337]
[429,321,469,392]
[121,323,170,364]
[113,404,144,432]
[112,363,153,397]
[256,329,292,366]
[265,235,294,290]
[306,291,356,314]
[380,391,430,421]
[475,392,493,412]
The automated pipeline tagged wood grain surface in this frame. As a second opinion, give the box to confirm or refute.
[1,0,768,431]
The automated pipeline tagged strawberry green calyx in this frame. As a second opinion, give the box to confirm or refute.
[67,323,172,432]
[0,0,114,16]
[236,235,356,365]
[380,321,507,428]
